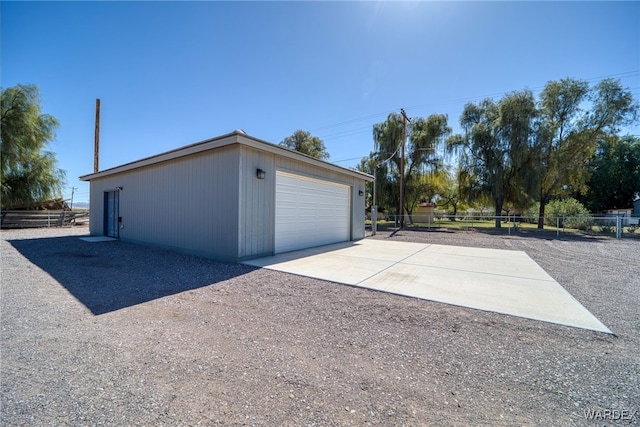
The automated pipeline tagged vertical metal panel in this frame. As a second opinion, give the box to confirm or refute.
[237,146,275,259]
[351,179,366,239]
[88,146,241,260]
[88,180,106,236]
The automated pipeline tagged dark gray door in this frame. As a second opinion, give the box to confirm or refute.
[104,191,119,238]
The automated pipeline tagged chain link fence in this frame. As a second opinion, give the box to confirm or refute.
[368,213,639,239]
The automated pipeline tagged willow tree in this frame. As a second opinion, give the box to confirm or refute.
[356,152,377,209]
[534,78,638,228]
[450,90,538,227]
[434,165,478,219]
[372,112,450,223]
[1,84,66,209]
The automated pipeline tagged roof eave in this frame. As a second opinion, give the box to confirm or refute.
[80,130,374,182]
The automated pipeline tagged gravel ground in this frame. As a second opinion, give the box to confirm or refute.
[1,225,638,426]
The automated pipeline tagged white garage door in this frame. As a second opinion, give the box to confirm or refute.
[275,171,350,253]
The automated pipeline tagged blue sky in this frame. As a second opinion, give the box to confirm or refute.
[2,1,639,204]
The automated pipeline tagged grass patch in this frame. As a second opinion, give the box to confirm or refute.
[367,218,572,233]
[367,218,639,237]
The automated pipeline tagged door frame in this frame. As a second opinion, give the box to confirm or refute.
[103,190,120,238]
[274,170,351,253]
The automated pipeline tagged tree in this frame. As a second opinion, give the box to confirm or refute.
[279,130,330,160]
[434,165,475,219]
[371,113,403,219]
[1,84,66,209]
[580,135,640,212]
[372,112,450,223]
[356,152,377,208]
[450,90,538,227]
[533,78,638,228]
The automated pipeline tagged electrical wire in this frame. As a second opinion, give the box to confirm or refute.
[306,69,640,143]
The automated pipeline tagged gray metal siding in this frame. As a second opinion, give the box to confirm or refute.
[236,146,366,258]
[88,180,109,236]
[237,146,276,259]
[90,146,241,260]
[87,138,367,261]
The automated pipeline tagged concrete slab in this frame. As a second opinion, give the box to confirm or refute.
[79,236,117,243]
[243,239,611,334]
[405,245,555,281]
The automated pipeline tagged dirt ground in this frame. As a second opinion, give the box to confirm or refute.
[1,226,638,426]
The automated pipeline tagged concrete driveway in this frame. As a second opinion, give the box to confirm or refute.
[244,239,611,333]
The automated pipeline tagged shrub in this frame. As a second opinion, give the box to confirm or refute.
[544,198,593,230]
[523,203,541,224]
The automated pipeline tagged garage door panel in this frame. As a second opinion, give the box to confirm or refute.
[275,171,350,253]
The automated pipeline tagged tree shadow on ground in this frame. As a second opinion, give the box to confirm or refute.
[8,236,258,315]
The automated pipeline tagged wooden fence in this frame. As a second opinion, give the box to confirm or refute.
[0,210,89,229]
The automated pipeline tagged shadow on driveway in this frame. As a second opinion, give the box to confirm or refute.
[8,236,257,315]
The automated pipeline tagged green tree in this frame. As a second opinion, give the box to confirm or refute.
[1,84,66,209]
[356,152,377,208]
[279,129,330,160]
[450,90,538,227]
[372,112,450,223]
[371,113,403,219]
[581,135,640,212]
[534,78,638,228]
[434,165,476,219]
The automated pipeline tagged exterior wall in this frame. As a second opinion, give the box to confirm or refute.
[89,146,241,261]
[413,205,435,223]
[86,133,370,261]
[237,146,277,259]
[236,145,367,259]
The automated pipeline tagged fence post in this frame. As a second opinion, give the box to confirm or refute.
[556,216,559,238]
[616,215,621,239]
[371,205,377,236]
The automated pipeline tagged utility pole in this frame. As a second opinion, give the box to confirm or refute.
[94,98,101,173]
[372,166,377,236]
[399,108,411,230]
[70,187,77,210]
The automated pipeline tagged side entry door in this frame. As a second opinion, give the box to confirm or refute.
[104,190,119,238]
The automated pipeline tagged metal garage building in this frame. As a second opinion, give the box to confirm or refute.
[80,130,373,262]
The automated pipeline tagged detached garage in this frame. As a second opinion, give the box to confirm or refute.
[80,130,373,262]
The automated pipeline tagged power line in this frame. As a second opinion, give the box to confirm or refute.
[305,69,640,143]
[406,70,640,116]
[309,111,391,133]
[332,156,365,163]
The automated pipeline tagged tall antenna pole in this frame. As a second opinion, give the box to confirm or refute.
[399,108,411,230]
[94,99,101,173]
